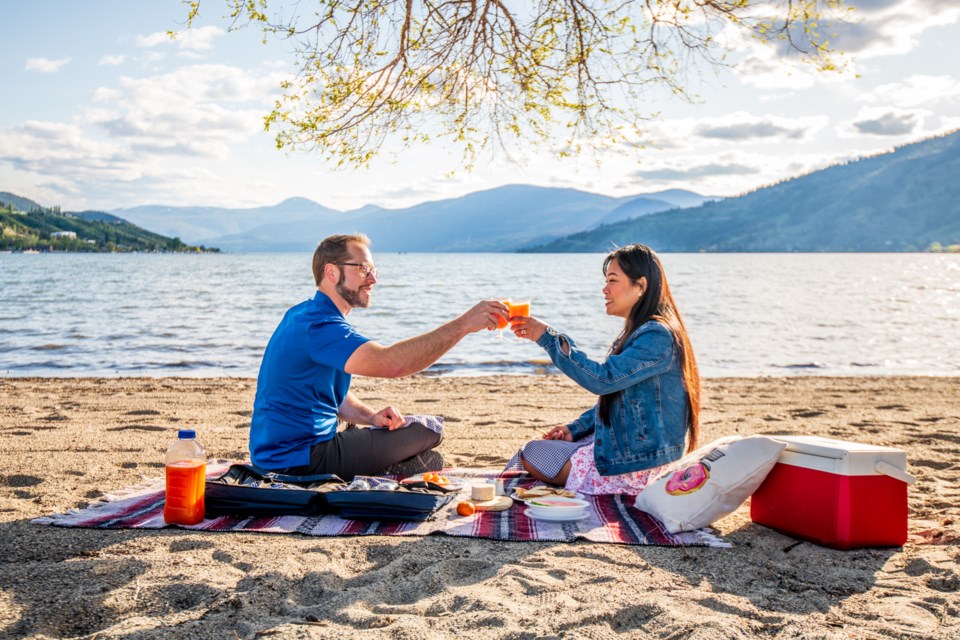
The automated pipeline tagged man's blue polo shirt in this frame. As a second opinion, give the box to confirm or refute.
[249,291,369,468]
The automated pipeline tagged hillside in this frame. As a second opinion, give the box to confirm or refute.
[0,198,216,253]
[525,130,960,252]
[0,192,43,212]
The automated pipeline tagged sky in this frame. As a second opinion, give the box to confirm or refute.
[2,0,959,213]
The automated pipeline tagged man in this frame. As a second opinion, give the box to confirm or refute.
[249,233,507,480]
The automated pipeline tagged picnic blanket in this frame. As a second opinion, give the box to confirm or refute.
[33,464,729,547]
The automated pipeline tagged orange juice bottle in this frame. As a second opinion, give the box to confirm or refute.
[164,429,207,525]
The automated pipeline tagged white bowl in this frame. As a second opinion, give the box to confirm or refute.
[525,496,590,519]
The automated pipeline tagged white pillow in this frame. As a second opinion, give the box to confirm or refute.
[634,435,786,533]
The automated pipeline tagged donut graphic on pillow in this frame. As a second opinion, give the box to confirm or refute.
[665,448,726,496]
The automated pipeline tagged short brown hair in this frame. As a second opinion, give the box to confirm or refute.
[312,233,371,286]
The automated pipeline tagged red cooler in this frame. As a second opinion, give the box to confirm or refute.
[750,436,916,550]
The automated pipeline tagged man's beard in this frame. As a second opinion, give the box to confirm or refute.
[337,273,369,308]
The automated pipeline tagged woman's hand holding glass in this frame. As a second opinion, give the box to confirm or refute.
[541,425,572,441]
[510,315,548,342]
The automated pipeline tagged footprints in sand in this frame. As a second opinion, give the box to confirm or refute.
[932,430,960,445]
[902,558,960,594]
[0,474,43,488]
[0,473,43,500]
[791,409,827,419]
[912,459,954,471]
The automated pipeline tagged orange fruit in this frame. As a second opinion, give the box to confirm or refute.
[456,501,476,516]
[434,475,449,485]
[423,472,439,483]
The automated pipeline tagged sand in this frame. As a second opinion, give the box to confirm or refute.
[0,375,957,639]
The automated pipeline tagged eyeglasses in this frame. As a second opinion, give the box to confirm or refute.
[338,262,379,278]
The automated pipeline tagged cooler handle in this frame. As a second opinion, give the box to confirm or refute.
[874,460,916,485]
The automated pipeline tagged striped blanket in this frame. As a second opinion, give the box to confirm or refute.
[33,464,728,547]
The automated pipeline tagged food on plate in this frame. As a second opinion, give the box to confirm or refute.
[422,472,449,485]
[473,496,513,512]
[528,499,584,507]
[513,486,576,500]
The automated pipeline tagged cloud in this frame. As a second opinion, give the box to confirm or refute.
[135,32,171,48]
[24,57,71,73]
[615,147,862,198]
[91,87,123,102]
[730,44,826,91]
[694,113,822,141]
[81,64,287,157]
[0,118,237,209]
[817,0,960,58]
[846,107,925,136]
[365,176,465,205]
[98,54,126,66]
[642,113,827,149]
[729,0,960,90]
[631,162,760,181]
[939,116,960,132]
[136,26,225,51]
[0,121,127,177]
[857,74,960,109]
[0,63,288,208]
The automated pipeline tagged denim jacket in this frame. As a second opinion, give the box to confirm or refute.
[536,320,690,475]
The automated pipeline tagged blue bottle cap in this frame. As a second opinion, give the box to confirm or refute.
[178,429,196,439]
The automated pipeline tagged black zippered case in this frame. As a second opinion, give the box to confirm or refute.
[204,464,457,521]
[204,464,342,517]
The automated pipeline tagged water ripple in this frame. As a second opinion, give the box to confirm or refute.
[2,252,959,377]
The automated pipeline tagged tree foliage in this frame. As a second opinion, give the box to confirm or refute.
[183,0,850,166]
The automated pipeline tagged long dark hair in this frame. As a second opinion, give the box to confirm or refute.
[596,245,700,452]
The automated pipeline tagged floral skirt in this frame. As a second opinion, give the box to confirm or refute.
[504,435,666,496]
[565,438,664,496]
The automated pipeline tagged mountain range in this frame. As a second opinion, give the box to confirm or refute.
[526,129,960,252]
[5,129,958,253]
[111,188,711,252]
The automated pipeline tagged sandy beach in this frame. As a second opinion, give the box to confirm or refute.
[0,375,957,639]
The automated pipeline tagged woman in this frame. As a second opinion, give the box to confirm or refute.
[507,244,700,495]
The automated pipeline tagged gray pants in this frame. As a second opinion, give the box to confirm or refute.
[275,422,441,480]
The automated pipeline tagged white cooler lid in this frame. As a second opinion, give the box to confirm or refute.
[771,435,914,483]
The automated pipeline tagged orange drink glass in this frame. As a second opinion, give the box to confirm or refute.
[509,301,530,326]
[497,299,511,330]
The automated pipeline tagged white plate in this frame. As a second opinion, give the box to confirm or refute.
[523,507,589,522]
[525,497,591,518]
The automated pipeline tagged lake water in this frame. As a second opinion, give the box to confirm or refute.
[1,252,958,378]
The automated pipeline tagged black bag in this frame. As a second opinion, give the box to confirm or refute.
[205,464,343,517]
[324,480,456,521]
[205,464,456,521]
